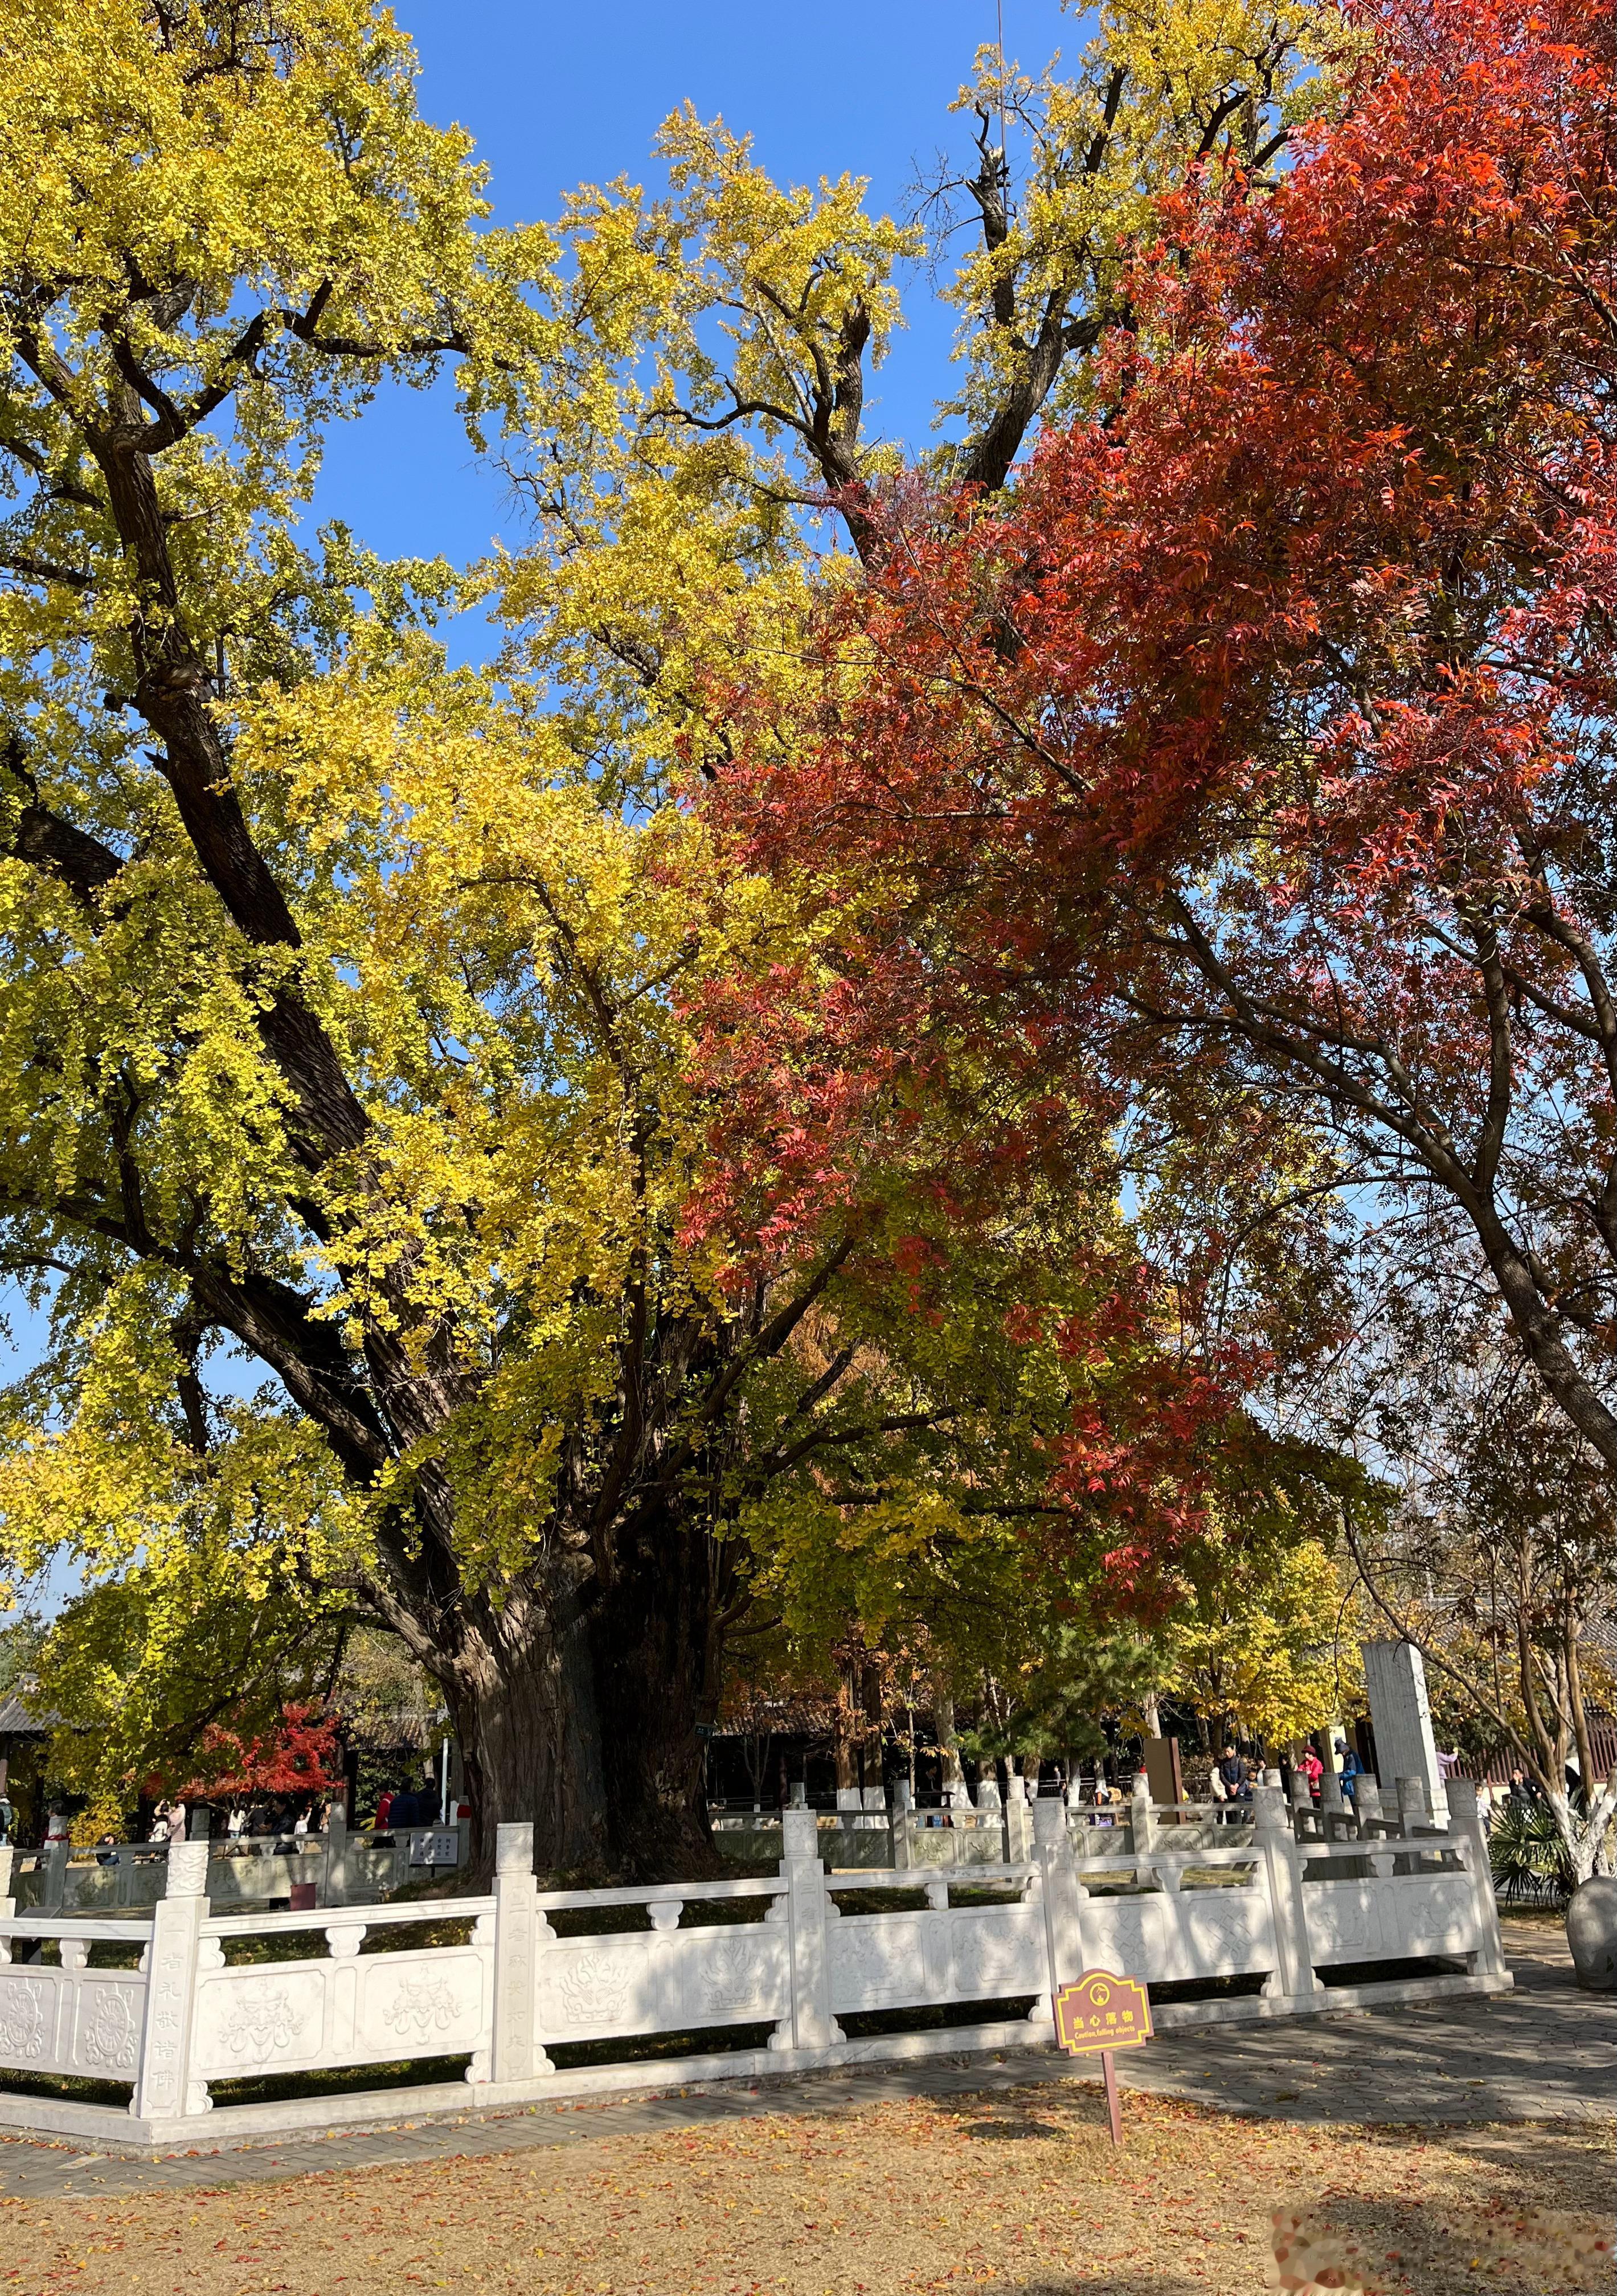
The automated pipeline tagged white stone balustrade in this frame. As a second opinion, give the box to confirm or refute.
[8,1817,470,1919]
[0,1783,1512,2154]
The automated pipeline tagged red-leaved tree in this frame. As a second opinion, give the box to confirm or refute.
[707,0,1617,1503]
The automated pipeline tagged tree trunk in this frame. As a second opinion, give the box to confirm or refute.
[410,1502,722,1884]
[589,1506,719,1879]
[933,1690,968,1806]
[444,1582,608,1880]
[860,1661,885,1798]
[833,1679,858,1800]
[1549,1774,1617,1885]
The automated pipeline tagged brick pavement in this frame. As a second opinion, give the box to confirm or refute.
[0,1919,1606,2201]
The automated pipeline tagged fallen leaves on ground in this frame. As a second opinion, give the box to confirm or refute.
[0,2084,1608,2295]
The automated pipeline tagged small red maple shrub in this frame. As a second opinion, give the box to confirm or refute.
[178,1703,342,1801]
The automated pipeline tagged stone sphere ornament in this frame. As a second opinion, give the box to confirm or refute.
[1565,1877,1617,1991]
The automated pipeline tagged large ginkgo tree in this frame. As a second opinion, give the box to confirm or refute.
[0,0,1329,1872]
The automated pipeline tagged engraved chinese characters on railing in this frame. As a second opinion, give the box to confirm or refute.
[77,1983,141,2074]
[382,1971,466,2045]
[697,1937,765,2016]
[141,1962,192,2109]
[556,1948,634,2027]
[0,1976,52,2064]
[216,1981,306,2065]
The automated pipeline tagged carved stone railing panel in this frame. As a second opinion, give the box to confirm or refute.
[534,1920,791,2043]
[191,1942,492,2084]
[0,1964,148,2082]
[1303,1871,1480,1965]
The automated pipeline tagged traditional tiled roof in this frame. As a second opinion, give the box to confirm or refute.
[0,1692,56,1734]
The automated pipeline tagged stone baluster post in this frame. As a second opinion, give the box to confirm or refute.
[0,1843,13,1932]
[488,1821,547,2084]
[1443,1781,1507,1979]
[777,1808,840,2052]
[40,1836,67,1915]
[1031,1796,1087,2002]
[1004,1774,1033,1865]
[1288,1769,1317,1845]
[1131,1774,1156,1858]
[133,1839,211,2125]
[1355,1777,1384,1835]
[321,1805,349,1910]
[1396,1776,1428,1834]
[889,1778,914,1871]
[1253,1785,1320,2006]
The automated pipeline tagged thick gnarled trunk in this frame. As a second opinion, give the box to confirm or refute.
[590,1507,719,1879]
[443,1583,608,1880]
[426,1515,718,1883]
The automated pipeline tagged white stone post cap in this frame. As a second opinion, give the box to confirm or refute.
[166,1839,210,1896]
[780,1807,820,1860]
[1252,1784,1288,1831]
[495,1822,534,1874]
[1031,1795,1067,1848]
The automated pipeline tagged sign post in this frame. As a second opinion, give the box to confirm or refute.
[1052,1969,1152,2145]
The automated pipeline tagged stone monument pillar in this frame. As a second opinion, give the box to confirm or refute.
[1360,1639,1447,1819]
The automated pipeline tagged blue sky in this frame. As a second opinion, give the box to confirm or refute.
[316,0,1076,604]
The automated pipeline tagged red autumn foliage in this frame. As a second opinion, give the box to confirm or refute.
[702,0,1617,1476]
[179,1703,342,1801]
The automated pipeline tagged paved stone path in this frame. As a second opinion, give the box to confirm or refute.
[0,1922,1606,2201]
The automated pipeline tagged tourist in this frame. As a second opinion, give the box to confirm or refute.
[1336,1740,1363,1802]
[1300,1743,1324,1801]
[292,1806,309,1836]
[375,1786,396,1831]
[166,1799,188,1843]
[1507,1766,1542,1809]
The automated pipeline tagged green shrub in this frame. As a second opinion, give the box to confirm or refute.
[1488,1798,1573,1908]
